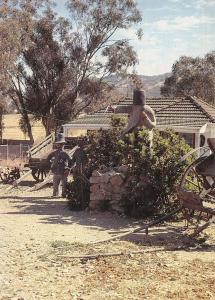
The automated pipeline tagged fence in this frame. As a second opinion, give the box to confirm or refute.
[0,143,30,161]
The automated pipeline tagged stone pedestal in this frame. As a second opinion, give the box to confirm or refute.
[89,166,128,213]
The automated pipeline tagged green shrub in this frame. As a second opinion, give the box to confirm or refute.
[67,116,126,210]
[84,116,127,172]
[67,116,194,217]
[121,129,194,218]
[66,174,90,211]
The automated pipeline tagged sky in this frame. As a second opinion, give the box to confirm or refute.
[55,0,215,76]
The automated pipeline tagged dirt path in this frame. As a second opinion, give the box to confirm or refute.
[0,184,215,300]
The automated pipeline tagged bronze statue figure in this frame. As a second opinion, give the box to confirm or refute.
[123,89,156,134]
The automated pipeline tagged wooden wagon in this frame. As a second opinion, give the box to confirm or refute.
[25,134,83,182]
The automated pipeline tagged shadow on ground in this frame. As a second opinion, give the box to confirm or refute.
[121,224,215,251]
[1,191,215,250]
[2,194,139,232]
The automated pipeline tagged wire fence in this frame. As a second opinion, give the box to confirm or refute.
[0,143,30,162]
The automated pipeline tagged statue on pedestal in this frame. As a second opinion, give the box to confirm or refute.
[124,89,156,135]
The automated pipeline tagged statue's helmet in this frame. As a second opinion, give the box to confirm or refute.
[133,89,146,106]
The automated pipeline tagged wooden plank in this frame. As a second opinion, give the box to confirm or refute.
[191,216,215,237]
[28,133,55,157]
[28,171,53,191]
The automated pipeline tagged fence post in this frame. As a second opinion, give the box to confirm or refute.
[6,142,8,163]
[20,143,22,159]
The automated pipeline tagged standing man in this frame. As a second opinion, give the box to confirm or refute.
[47,133,72,198]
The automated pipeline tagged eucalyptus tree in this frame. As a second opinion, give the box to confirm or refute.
[161,51,215,105]
[20,0,142,136]
[0,0,52,142]
[1,0,142,138]
[63,0,142,114]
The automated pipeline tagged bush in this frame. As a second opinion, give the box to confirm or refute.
[121,129,193,218]
[66,174,90,211]
[66,116,126,210]
[84,116,127,171]
[67,116,193,217]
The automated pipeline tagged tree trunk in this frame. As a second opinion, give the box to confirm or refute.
[17,96,34,144]
[45,125,51,137]
[0,108,3,144]
[11,96,34,144]
[42,115,53,137]
[22,110,34,144]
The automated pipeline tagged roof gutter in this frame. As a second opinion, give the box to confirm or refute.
[158,125,204,134]
[62,123,111,130]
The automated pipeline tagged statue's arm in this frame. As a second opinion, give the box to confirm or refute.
[142,110,156,129]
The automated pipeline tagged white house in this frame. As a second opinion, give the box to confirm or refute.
[62,95,215,149]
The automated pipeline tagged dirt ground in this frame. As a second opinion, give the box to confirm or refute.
[0,182,215,300]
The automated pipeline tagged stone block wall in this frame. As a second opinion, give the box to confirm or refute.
[89,166,128,213]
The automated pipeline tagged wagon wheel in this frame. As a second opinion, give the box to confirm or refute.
[0,167,20,184]
[180,158,215,233]
[31,168,48,182]
[180,157,215,203]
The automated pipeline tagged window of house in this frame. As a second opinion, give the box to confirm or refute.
[178,133,195,148]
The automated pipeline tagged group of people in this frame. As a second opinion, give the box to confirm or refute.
[48,89,156,198]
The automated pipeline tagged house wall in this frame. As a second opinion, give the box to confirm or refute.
[196,123,215,156]
[200,124,215,147]
[66,128,87,137]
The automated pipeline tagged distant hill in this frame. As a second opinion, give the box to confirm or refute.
[106,73,171,98]
[139,73,171,97]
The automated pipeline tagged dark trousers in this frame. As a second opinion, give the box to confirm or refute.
[53,174,67,197]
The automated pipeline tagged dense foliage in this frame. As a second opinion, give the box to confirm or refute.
[161,51,215,105]
[68,117,193,216]
[66,174,90,211]
[120,129,193,218]
[66,117,127,210]
[0,0,52,142]
[84,116,128,172]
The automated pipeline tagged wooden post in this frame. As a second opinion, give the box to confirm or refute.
[6,142,8,162]
[195,133,200,157]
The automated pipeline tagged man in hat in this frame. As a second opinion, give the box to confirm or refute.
[47,133,72,197]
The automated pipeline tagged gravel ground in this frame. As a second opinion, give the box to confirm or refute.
[0,183,215,300]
